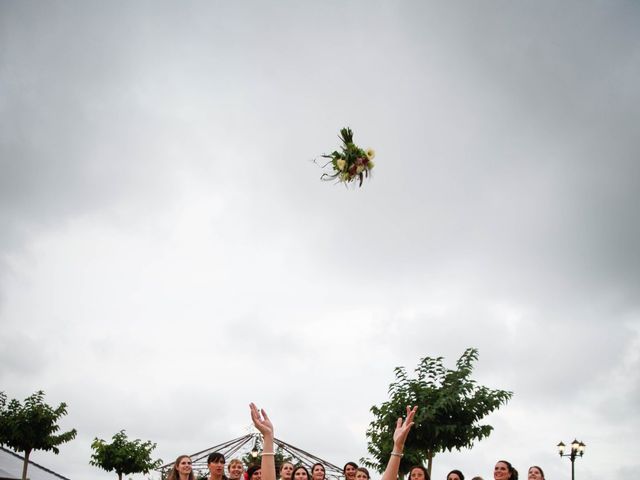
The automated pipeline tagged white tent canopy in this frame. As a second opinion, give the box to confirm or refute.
[159,433,344,480]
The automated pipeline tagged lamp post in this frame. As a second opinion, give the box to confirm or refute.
[251,435,260,459]
[557,439,586,480]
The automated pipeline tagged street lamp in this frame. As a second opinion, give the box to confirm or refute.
[557,439,586,480]
[251,437,260,458]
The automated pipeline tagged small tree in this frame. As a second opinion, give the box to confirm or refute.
[362,348,513,478]
[90,430,162,480]
[0,390,77,480]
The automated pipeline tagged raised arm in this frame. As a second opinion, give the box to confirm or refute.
[380,406,418,480]
[250,403,275,480]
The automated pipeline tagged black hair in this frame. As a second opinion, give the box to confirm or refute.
[208,452,226,464]
[497,461,518,480]
[248,465,262,480]
[343,463,358,474]
[447,470,464,480]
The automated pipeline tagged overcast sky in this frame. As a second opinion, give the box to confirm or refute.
[1,2,639,480]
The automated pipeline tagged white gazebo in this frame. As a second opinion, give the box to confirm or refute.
[159,433,344,480]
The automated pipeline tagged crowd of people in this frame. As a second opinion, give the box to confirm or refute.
[165,406,546,480]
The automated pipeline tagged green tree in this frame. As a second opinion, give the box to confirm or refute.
[0,390,77,480]
[361,348,513,478]
[90,430,162,480]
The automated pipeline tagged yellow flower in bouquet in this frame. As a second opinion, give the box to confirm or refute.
[320,127,375,187]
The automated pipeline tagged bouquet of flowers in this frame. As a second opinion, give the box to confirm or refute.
[320,127,375,187]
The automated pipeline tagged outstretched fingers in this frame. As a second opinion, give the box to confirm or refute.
[250,402,260,423]
[249,402,274,436]
[393,405,418,446]
[404,405,417,426]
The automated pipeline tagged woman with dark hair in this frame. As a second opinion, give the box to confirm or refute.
[292,466,310,480]
[494,461,518,480]
[311,463,326,480]
[343,462,358,480]
[167,455,196,480]
[208,452,226,480]
[355,467,370,480]
[248,466,262,480]
[527,466,544,480]
[447,470,464,480]
[409,466,430,480]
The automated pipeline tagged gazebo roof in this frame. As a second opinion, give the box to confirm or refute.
[159,433,344,480]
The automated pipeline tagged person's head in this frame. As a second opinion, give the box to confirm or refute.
[527,467,544,480]
[311,463,326,480]
[280,462,294,480]
[248,466,262,480]
[170,455,194,480]
[355,468,370,480]
[343,462,358,480]
[293,466,310,480]
[228,459,244,480]
[409,466,430,480]
[471,477,484,480]
[208,452,226,477]
[447,470,464,480]
[494,461,517,480]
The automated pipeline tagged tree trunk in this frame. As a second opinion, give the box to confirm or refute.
[426,451,433,479]
[118,472,123,480]
[22,449,31,480]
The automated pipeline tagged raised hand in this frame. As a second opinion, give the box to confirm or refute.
[250,402,274,437]
[381,406,418,480]
[392,405,417,450]
[250,403,275,480]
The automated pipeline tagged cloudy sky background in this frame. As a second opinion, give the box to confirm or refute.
[1,1,639,480]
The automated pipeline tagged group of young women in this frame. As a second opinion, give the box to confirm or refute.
[338,458,545,480]
[165,405,547,480]
[276,460,334,480]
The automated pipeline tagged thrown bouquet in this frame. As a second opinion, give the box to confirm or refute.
[320,127,375,187]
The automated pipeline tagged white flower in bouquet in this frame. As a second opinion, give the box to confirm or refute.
[320,127,375,187]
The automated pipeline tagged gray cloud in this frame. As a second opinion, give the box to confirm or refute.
[1,2,639,480]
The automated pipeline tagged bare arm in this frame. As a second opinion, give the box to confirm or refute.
[380,406,418,480]
[250,403,275,480]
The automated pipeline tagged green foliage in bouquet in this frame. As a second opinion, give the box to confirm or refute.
[321,127,375,187]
